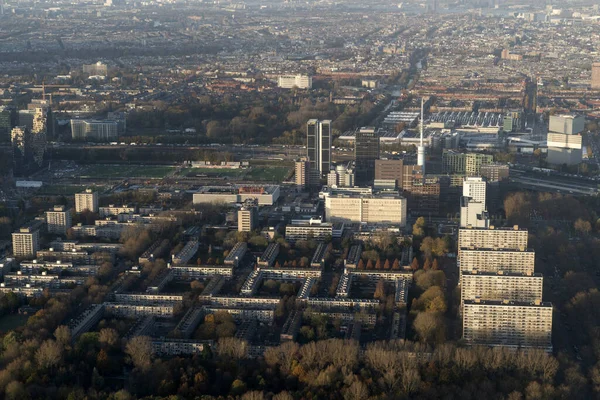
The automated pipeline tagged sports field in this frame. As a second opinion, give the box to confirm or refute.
[0,314,29,332]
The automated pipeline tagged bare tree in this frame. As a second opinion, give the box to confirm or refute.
[53,325,71,347]
[35,339,62,369]
[99,328,120,348]
[125,336,153,371]
[273,392,294,400]
[241,391,265,400]
[343,380,369,400]
[216,337,248,360]
[401,368,421,394]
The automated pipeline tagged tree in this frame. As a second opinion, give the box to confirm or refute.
[374,279,386,300]
[432,258,439,270]
[366,260,374,270]
[413,312,445,344]
[5,381,28,400]
[357,259,365,270]
[412,217,426,238]
[375,259,382,270]
[384,259,391,270]
[574,218,592,235]
[35,339,62,369]
[344,380,369,400]
[423,258,431,271]
[125,336,153,371]
[99,328,119,348]
[54,325,71,347]
[393,258,400,270]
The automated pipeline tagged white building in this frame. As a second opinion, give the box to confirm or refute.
[75,189,99,213]
[461,271,543,303]
[46,205,72,235]
[463,177,487,204]
[460,248,535,275]
[460,197,489,228]
[463,299,553,351]
[278,75,312,89]
[325,194,407,226]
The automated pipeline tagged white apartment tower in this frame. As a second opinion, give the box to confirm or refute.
[46,205,72,235]
[75,189,99,213]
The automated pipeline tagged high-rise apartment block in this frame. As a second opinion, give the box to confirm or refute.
[461,271,543,303]
[0,106,12,141]
[306,119,331,178]
[355,127,380,185]
[12,226,40,258]
[592,63,600,90]
[46,205,72,235]
[463,300,552,351]
[75,189,99,213]
[459,248,535,275]
[295,159,310,188]
[238,201,258,232]
[458,226,528,257]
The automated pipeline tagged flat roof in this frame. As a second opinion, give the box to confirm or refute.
[464,299,552,307]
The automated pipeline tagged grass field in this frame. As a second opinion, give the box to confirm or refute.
[80,165,176,179]
[245,166,292,182]
[0,314,29,332]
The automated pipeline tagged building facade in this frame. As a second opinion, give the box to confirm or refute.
[307,119,332,178]
[12,226,40,258]
[355,127,380,185]
[46,205,72,235]
[461,271,543,303]
[325,195,407,226]
[75,189,99,213]
[459,247,535,275]
[463,300,552,351]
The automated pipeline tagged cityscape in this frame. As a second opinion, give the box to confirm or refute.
[1,0,600,398]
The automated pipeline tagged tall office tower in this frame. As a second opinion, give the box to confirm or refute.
[417,98,426,171]
[463,177,487,204]
[463,300,552,351]
[238,200,258,232]
[11,126,30,173]
[295,159,310,188]
[546,114,584,165]
[30,108,47,167]
[461,271,543,304]
[46,205,72,235]
[12,226,40,258]
[460,197,489,228]
[306,119,331,178]
[592,63,600,90]
[75,189,99,213]
[0,106,11,142]
[354,127,380,185]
